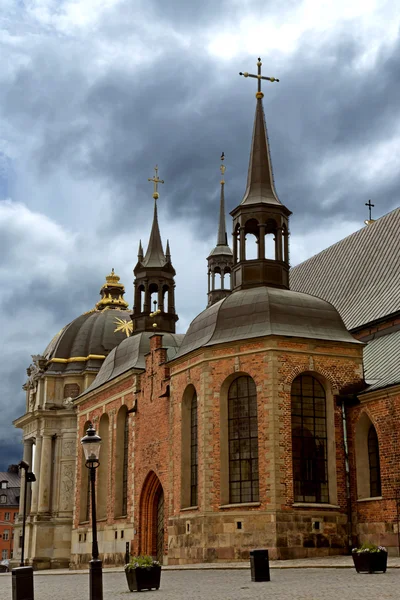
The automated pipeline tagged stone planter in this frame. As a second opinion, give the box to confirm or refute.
[125,565,161,591]
[352,551,387,574]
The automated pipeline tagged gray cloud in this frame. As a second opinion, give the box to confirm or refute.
[0,0,399,467]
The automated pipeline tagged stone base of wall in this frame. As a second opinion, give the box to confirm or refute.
[355,521,400,557]
[168,508,349,564]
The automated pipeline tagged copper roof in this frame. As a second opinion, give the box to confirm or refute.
[176,286,359,358]
[290,208,400,331]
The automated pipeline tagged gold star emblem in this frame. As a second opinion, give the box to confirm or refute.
[114,317,133,337]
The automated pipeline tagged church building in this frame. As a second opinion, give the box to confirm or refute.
[12,59,399,568]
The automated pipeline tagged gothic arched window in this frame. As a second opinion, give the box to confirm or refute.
[115,406,129,517]
[190,392,198,507]
[368,425,381,497]
[228,376,259,503]
[291,374,328,503]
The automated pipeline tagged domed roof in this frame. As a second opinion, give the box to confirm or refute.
[176,286,360,359]
[44,269,133,375]
[84,332,185,394]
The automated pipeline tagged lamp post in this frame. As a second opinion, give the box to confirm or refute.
[11,460,36,600]
[81,424,103,600]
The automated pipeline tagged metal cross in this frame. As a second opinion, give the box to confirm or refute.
[239,57,279,99]
[148,165,164,200]
[365,199,375,221]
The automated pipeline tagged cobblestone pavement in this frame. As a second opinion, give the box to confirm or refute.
[0,568,399,600]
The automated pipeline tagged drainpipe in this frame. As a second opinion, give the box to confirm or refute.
[341,398,352,552]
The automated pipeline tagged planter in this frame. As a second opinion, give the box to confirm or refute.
[125,565,161,591]
[352,551,387,574]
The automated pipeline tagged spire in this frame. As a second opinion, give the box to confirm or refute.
[166,239,171,262]
[239,58,281,206]
[142,198,166,268]
[96,268,129,310]
[138,240,143,261]
[207,153,233,307]
[217,152,228,246]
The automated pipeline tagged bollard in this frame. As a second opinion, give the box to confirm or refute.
[12,566,34,600]
[250,548,270,582]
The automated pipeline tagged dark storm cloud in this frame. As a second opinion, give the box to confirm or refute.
[0,0,399,465]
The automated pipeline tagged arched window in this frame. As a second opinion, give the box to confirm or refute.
[368,425,381,497]
[228,376,259,503]
[79,420,91,523]
[291,374,328,503]
[190,393,198,507]
[97,414,109,520]
[115,406,129,517]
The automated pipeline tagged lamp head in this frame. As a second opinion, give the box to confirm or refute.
[81,423,102,467]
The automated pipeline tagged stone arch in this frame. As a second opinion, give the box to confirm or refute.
[97,413,110,520]
[219,371,259,505]
[355,411,382,499]
[181,384,198,508]
[114,405,129,517]
[79,420,91,523]
[290,371,337,505]
[138,471,165,562]
[244,218,259,260]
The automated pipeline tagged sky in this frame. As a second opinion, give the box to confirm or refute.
[0,0,399,469]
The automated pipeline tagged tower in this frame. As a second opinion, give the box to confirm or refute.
[132,166,178,333]
[231,58,291,290]
[207,153,233,306]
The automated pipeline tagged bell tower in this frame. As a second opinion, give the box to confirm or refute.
[231,58,291,291]
[132,166,178,334]
[207,153,233,306]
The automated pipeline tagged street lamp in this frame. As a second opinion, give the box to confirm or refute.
[11,460,36,600]
[81,423,103,600]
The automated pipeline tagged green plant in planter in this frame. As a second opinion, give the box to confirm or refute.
[125,555,162,591]
[352,543,387,574]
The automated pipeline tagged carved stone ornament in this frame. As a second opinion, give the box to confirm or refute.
[62,397,74,409]
[23,354,47,409]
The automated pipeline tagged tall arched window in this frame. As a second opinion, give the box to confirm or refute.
[97,414,109,520]
[291,374,328,503]
[228,376,259,503]
[190,392,198,507]
[115,406,129,517]
[368,425,381,497]
[79,420,91,523]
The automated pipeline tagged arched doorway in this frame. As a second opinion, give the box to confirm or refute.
[139,472,165,563]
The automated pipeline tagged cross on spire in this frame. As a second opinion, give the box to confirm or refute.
[148,165,164,200]
[365,199,375,221]
[239,57,279,99]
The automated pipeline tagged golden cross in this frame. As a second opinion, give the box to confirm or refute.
[148,165,164,200]
[239,57,279,99]
[220,152,226,184]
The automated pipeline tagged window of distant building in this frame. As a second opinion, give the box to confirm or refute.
[2,550,8,560]
[4,512,10,521]
[0,495,6,504]
[3,530,9,541]
[13,513,17,521]
[0,482,7,489]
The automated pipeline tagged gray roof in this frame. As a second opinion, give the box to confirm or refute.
[0,472,20,488]
[362,330,400,392]
[43,308,132,375]
[82,332,185,395]
[290,208,400,331]
[142,201,167,268]
[0,472,20,507]
[176,286,359,359]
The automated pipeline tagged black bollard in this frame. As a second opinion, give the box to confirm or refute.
[12,566,34,600]
[250,548,271,582]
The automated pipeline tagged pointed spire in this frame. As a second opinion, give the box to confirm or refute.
[166,239,171,261]
[142,198,166,267]
[217,153,228,246]
[239,58,281,206]
[138,240,143,261]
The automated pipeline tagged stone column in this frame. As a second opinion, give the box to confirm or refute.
[232,231,237,264]
[143,281,150,312]
[168,285,175,314]
[18,438,33,518]
[258,224,266,259]
[276,228,283,261]
[211,269,215,291]
[30,435,42,514]
[239,227,246,261]
[283,228,289,263]
[38,434,53,514]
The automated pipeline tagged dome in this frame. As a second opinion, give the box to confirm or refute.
[44,269,133,375]
[45,308,133,374]
[84,332,185,394]
[176,286,360,358]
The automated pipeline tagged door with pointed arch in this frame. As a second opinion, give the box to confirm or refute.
[139,472,165,564]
